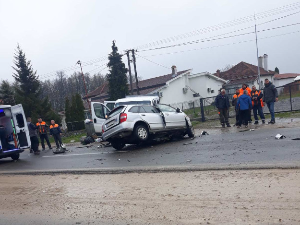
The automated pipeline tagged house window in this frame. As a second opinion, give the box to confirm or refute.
[211,90,215,93]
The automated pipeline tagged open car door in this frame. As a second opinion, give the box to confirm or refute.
[91,102,111,135]
[11,104,31,149]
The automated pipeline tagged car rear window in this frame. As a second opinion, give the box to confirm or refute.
[108,106,124,118]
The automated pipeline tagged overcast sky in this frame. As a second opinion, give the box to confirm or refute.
[0,0,300,84]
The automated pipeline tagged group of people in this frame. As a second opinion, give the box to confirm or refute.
[27,117,63,155]
[215,78,278,128]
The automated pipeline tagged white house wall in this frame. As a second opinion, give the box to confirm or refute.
[189,75,224,98]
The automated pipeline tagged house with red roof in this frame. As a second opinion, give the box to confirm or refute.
[274,73,300,87]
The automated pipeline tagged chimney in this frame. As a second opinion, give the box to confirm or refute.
[171,65,177,77]
[216,69,220,77]
[258,56,263,68]
[263,54,268,71]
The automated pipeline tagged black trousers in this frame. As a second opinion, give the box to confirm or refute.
[235,109,239,125]
[238,110,250,126]
[40,134,51,149]
[53,134,62,148]
[218,108,229,124]
[253,105,265,121]
[30,136,39,152]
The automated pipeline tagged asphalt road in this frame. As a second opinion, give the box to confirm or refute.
[0,126,300,173]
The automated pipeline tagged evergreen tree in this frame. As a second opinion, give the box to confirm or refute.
[70,95,77,121]
[0,80,15,105]
[106,41,128,100]
[12,45,40,118]
[275,67,280,74]
[65,97,71,122]
[74,93,85,121]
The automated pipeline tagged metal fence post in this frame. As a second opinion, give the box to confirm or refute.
[193,101,195,114]
[200,98,205,122]
[289,85,292,111]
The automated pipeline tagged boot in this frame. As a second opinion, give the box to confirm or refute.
[221,123,225,128]
[254,121,259,125]
[226,123,231,127]
[262,120,265,124]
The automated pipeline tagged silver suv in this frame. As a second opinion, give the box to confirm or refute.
[102,104,195,150]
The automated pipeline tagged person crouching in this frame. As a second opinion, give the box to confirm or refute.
[237,90,252,128]
[50,120,63,149]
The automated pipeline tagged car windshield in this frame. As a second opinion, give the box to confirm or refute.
[115,100,151,108]
[107,106,124,118]
[156,104,177,112]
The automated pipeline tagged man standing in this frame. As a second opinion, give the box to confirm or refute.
[215,89,231,128]
[232,88,240,126]
[50,120,63,149]
[239,84,251,96]
[251,85,265,124]
[263,78,278,124]
[27,117,40,155]
[36,117,52,151]
[237,90,252,128]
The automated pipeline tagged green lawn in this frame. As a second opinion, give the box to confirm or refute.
[48,132,85,144]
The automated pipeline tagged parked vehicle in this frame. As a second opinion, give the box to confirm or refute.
[102,104,194,150]
[90,102,111,136]
[0,104,30,160]
[114,95,160,108]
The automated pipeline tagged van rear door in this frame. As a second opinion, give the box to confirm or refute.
[91,102,111,135]
[11,104,31,149]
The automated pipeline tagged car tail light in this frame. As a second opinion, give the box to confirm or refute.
[120,113,127,123]
[102,125,105,133]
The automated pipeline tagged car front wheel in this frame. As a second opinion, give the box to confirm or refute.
[134,124,149,141]
[111,142,125,150]
[11,153,20,160]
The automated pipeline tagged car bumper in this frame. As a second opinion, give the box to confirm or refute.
[102,122,134,141]
[0,149,24,159]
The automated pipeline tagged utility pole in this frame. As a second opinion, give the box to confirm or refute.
[77,60,91,113]
[131,49,140,95]
[126,50,133,95]
[254,14,261,90]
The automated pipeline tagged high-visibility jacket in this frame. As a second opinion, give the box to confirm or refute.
[251,90,264,107]
[232,93,240,107]
[36,121,48,135]
[239,87,251,96]
[50,124,61,135]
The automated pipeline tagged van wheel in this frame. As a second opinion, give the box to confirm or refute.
[11,153,20,160]
[134,124,149,141]
[186,123,195,138]
[111,142,125,150]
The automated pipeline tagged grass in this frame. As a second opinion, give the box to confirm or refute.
[48,132,85,144]
[278,92,300,100]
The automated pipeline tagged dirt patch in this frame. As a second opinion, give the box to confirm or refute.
[1,170,300,224]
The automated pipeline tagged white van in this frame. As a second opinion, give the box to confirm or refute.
[114,95,160,108]
[0,104,30,160]
[90,102,111,136]
[103,101,115,111]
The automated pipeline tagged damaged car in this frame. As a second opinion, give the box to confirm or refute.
[102,104,195,150]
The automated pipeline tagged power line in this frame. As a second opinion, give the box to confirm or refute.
[138,22,300,52]
[138,30,300,58]
[135,2,300,50]
[135,53,170,69]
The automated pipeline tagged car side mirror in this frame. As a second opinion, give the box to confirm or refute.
[176,108,181,113]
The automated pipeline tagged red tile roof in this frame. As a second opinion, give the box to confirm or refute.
[274,73,300,80]
[84,69,190,100]
[216,62,275,86]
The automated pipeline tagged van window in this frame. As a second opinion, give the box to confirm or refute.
[16,114,25,128]
[93,103,105,119]
[106,103,115,110]
[115,100,151,107]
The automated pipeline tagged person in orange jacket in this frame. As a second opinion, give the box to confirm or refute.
[50,120,63,149]
[36,117,52,151]
[231,88,241,126]
[239,84,251,96]
[251,85,265,124]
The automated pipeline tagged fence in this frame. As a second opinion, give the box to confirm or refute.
[170,83,300,122]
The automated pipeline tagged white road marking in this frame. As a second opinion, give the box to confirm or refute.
[42,152,111,158]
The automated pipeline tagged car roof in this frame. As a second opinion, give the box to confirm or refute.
[115,96,159,102]
[0,105,12,109]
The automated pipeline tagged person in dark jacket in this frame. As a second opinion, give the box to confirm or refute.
[50,120,62,149]
[251,85,265,124]
[237,90,252,128]
[263,79,278,124]
[36,117,52,151]
[27,117,40,155]
[232,88,240,126]
[215,89,231,128]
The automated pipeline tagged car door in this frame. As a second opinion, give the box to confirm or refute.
[139,106,164,131]
[91,102,110,134]
[11,104,31,149]
[157,104,186,129]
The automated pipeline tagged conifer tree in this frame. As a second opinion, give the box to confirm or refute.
[106,41,128,100]
[0,80,15,105]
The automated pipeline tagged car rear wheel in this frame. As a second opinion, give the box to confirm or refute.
[111,141,125,150]
[186,123,195,138]
[134,124,149,141]
[11,153,20,160]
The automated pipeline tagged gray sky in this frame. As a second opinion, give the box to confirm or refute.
[0,0,300,84]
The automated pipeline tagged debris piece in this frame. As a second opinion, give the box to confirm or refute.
[249,129,255,131]
[95,138,102,142]
[70,140,75,143]
[292,138,300,140]
[201,131,209,135]
[275,134,286,139]
[186,160,192,162]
